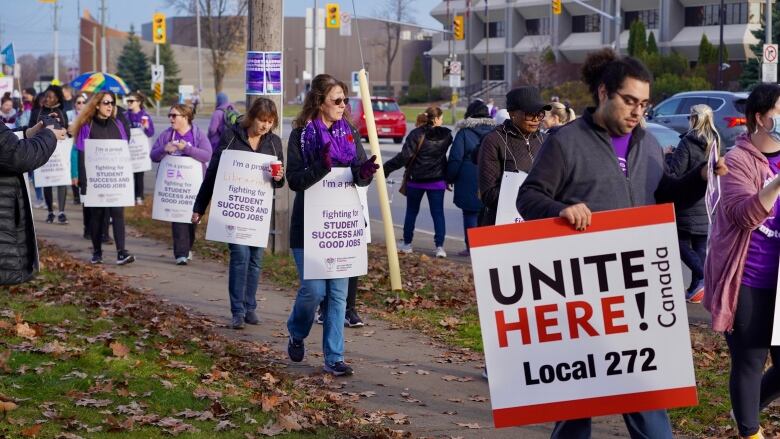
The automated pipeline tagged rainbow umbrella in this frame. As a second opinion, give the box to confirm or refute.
[70,72,130,96]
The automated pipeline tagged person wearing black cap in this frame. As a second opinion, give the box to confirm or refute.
[476,86,550,226]
[447,100,496,256]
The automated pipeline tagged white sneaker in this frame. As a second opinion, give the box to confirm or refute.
[435,247,447,258]
[398,242,413,254]
[187,251,193,261]
[135,197,144,206]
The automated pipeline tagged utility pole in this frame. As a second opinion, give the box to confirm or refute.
[247,0,289,255]
[196,0,203,95]
[717,0,724,89]
[100,0,107,72]
[614,0,621,55]
[768,0,773,45]
[313,0,318,79]
[53,2,60,81]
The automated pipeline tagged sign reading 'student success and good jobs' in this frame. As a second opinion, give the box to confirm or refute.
[304,168,368,280]
[33,138,73,187]
[128,128,153,173]
[205,150,275,247]
[83,139,134,207]
[152,156,203,223]
[468,204,697,428]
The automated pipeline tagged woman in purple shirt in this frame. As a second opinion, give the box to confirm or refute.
[125,91,155,205]
[150,104,212,265]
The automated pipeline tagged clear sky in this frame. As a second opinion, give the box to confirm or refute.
[3,0,442,60]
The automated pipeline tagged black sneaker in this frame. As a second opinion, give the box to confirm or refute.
[323,361,353,377]
[117,252,135,265]
[287,336,304,362]
[57,213,68,225]
[90,254,103,265]
[344,309,364,328]
[231,315,245,330]
[45,213,55,224]
[315,309,324,325]
[244,311,260,325]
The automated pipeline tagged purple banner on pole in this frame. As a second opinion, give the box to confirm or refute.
[246,51,265,95]
[264,52,282,95]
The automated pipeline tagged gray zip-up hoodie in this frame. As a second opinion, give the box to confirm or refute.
[517,108,707,220]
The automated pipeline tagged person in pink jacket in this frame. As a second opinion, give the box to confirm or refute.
[704,83,780,439]
[150,104,213,264]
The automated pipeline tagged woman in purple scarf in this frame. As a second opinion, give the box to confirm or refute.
[284,74,378,377]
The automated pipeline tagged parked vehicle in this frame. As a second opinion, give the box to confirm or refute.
[646,91,747,148]
[350,97,407,144]
[646,122,681,151]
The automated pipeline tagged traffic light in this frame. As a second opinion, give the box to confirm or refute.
[453,15,464,40]
[152,12,166,44]
[326,3,340,29]
[552,0,562,15]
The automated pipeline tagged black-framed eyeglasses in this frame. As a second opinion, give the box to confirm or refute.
[100,100,115,106]
[614,91,650,111]
[125,99,137,104]
[75,100,86,105]
[523,111,546,121]
[330,97,349,106]
[167,113,182,119]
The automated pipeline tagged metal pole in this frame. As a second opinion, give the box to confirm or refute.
[196,0,203,94]
[313,0,318,78]
[614,0,621,55]
[100,0,107,72]
[717,0,724,89]
[484,4,488,95]
[466,0,471,102]
[155,44,160,116]
[92,27,97,72]
[768,0,772,45]
[53,1,59,81]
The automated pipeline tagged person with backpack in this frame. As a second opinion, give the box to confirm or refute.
[208,92,236,150]
[446,100,495,256]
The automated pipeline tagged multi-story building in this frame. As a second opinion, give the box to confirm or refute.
[429,0,768,96]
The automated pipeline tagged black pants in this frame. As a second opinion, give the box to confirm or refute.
[71,184,80,203]
[83,205,110,239]
[89,207,126,257]
[134,172,144,199]
[172,223,196,258]
[44,185,67,213]
[678,231,707,290]
[725,284,780,437]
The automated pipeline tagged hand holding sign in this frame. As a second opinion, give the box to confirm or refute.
[558,203,592,231]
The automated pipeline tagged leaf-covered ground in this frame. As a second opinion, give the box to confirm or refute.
[0,245,403,438]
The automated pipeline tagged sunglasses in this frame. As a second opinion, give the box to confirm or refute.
[330,97,349,106]
[523,111,546,121]
[167,113,182,119]
[101,100,115,106]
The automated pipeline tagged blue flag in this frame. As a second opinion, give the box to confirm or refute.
[1,44,15,66]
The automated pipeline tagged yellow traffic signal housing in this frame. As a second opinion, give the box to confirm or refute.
[153,12,166,44]
[326,3,340,29]
[552,0,562,15]
[453,15,464,40]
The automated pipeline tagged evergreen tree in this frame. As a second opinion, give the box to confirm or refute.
[698,34,716,65]
[158,42,181,105]
[627,20,647,57]
[116,26,150,95]
[408,55,426,89]
[740,1,780,89]
[646,32,658,55]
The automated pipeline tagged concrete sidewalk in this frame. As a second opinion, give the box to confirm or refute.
[36,206,642,438]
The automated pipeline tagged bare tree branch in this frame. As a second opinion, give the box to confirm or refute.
[375,0,415,96]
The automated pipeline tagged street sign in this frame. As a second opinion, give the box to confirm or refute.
[450,61,462,75]
[449,74,461,88]
[339,12,352,36]
[764,44,778,64]
[153,82,162,102]
[151,64,164,85]
[764,44,779,83]
[351,70,367,94]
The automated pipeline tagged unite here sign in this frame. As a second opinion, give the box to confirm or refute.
[468,204,698,428]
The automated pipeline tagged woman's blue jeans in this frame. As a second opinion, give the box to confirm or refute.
[287,248,349,365]
[403,187,446,247]
[228,244,263,318]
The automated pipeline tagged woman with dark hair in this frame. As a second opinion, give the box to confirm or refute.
[285,73,378,376]
[71,91,135,266]
[705,84,780,439]
[383,106,452,257]
[31,85,70,224]
[125,91,155,205]
[151,104,211,265]
[193,97,285,329]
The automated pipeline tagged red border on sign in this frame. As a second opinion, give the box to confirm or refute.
[468,204,675,248]
[492,386,698,428]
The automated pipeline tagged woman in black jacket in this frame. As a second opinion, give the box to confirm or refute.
[383,106,452,257]
[285,74,378,377]
[30,85,70,225]
[192,98,285,330]
[666,103,720,304]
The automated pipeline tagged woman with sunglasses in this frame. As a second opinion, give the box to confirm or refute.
[125,91,155,205]
[152,104,211,265]
[383,106,453,257]
[477,86,550,226]
[70,91,135,266]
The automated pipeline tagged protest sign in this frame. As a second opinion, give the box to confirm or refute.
[495,171,526,225]
[357,186,371,244]
[152,155,204,223]
[303,168,367,279]
[33,138,72,187]
[82,139,134,207]
[205,150,275,247]
[468,204,697,427]
[246,51,282,95]
[128,128,152,173]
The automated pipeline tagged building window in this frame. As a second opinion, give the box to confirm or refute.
[624,9,659,30]
[684,2,750,26]
[482,64,504,81]
[572,14,601,33]
[525,17,550,36]
[488,21,505,38]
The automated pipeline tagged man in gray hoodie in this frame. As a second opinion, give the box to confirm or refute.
[517,49,726,438]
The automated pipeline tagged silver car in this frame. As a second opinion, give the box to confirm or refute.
[646,91,748,148]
